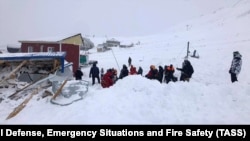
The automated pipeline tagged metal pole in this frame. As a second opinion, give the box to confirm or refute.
[111,48,120,71]
[187,41,189,59]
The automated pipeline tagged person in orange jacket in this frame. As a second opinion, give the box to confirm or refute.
[165,64,176,83]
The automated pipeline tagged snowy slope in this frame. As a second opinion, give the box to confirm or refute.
[0,0,250,124]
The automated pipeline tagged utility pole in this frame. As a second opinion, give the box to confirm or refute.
[186,41,190,59]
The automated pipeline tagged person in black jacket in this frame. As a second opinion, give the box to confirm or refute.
[137,66,143,75]
[176,60,194,82]
[74,68,83,80]
[128,57,132,67]
[158,65,164,83]
[119,64,129,79]
[89,63,100,85]
[229,51,242,83]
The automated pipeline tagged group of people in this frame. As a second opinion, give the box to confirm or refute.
[74,51,242,88]
[74,62,101,85]
[144,59,194,84]
[74,60,193,89]
[101,64,143,88]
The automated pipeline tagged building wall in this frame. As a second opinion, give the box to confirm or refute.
[20,43,79,74]
[61,44,79,74]
[61,34,83,46]
[21,43,59,52]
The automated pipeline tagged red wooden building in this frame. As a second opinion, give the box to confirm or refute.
[19,41,80,74]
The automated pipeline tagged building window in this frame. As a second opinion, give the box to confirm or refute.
[40,45,44,52]
[28,46,33,52]
[47,47,54,52]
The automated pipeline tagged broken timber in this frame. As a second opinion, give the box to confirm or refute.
[51,80,68,100]
[0,60,27,84]
[8,75,47,100]
[6,87,40,120]
[42,90,53,98]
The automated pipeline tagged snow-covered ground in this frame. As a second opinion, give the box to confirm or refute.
[0,0,250,124]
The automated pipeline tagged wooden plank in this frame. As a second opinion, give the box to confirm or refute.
[0,60,27,83]
[53,59,59,71]
[42,90,53,98]
[8,75,47,100]
[51,80,68,100]
[6,88,39,120]
[48,65,60,75]
[0,60,5,65]
[48,59,60,74]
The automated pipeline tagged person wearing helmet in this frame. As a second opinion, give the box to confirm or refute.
[165,64,176,83]
[145,65,158,80]
[229,51,242,83]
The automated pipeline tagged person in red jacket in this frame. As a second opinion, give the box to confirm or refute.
[145,65,158,80]
[101,69,114,88]
[129,65,137,75]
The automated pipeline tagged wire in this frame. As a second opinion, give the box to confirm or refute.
[110,48,120,71]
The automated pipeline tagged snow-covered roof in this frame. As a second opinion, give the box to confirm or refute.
[0,52,66,60]
[0,52,67,73]
[106,38,120,43]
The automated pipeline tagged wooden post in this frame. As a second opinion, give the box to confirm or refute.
[51,80,68,100]
[50,59,60,74]
[6,88,39,120]
[53,59,58,71]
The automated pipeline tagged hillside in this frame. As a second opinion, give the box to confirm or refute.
[0,0,250,124]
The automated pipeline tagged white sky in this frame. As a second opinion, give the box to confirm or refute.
[0,0,237,46]
[1,0,250,124]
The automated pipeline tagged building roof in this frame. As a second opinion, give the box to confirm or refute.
[106,38,120,43]
[61,33,82,42]
[18,33,83,44]
[18,41,59,44]
[0,52,66,72]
